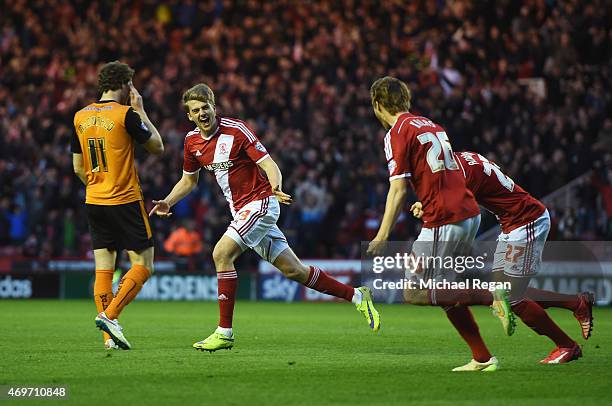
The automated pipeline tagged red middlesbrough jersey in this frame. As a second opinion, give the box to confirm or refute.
[455,151,546,233]
[385,113,480,228]
[183,116,273,214]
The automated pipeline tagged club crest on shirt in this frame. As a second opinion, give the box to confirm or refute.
[219,143,229,155]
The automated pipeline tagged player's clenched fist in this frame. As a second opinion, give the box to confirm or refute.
[149,199,172,217]
[411,201,423,219]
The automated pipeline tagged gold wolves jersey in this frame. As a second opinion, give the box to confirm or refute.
[72,100,151,205]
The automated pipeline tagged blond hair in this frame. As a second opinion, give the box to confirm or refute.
[182,83,215,111]
[370,76,411,114]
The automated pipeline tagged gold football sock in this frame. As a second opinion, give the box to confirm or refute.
[94,269,115,342]
[104,265,151,320]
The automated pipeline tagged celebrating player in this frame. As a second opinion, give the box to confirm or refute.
[72,61,164,350]
[412,152,593,362]
[451,151,591,363]
[149,83,380,352]
[367,76,505,371]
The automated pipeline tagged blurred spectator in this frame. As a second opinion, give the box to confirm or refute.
[164,220,204,271]
[592,169,612,238]
[7,205,27,244]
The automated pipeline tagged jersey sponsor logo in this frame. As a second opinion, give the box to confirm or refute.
[202,160,234,171]
[255,142,267,153]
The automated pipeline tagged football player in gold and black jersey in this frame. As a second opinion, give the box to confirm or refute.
[72,61,163,350]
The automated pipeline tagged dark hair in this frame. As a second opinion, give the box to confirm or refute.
[182,83,215,111]
[97,61,134,94]
[370,76,411,114]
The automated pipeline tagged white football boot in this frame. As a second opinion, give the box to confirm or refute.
[95,312,131,350]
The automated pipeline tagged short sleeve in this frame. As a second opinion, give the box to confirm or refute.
[71,131,82,153]
[124,108,152,144]
[239,122,269,163]
[71,115,82,153]
[183,139,201,174]
[384,128,411,181]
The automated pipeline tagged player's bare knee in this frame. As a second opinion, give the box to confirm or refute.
[274,255,309,283]
[127,247,154,273]
[212,247,229,268]
[212,243,234,269]
[272,248,309,283]
[93,248,117,270]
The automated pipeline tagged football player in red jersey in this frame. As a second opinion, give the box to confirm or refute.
[457,151,589,363]
[411,151,593,364]
[150,84,380,352]
[367,76,500,371]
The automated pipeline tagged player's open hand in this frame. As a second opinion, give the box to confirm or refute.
[367,239,387,256]
[410,201,423,219]
[273,186,293,205]
[149,199,172,217]
[128,81,144,112]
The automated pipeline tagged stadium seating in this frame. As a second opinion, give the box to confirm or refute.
[0,1,609,260]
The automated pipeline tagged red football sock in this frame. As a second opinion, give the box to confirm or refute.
[305,266,354,301]
[217,270,238,328]
[526,287,579,311]
[432,289,493,307]
[445,306,492,362]
[512,299,575,348]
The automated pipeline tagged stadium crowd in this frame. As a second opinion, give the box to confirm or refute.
[1,0,610,264]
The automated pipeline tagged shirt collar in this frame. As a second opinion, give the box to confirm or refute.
[390,112,413,132]
[200,124,220,141]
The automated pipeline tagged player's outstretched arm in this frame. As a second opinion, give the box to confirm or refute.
[257,156,292,205]
[129,82,164,155]
[367,178,408,255]
[72,153,86,185]
[149,172,199,217]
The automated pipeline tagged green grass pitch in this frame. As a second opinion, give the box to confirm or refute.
[0,300,609,405]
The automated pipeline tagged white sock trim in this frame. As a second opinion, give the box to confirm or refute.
[216,326,233,338]
[351,288,363,304]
